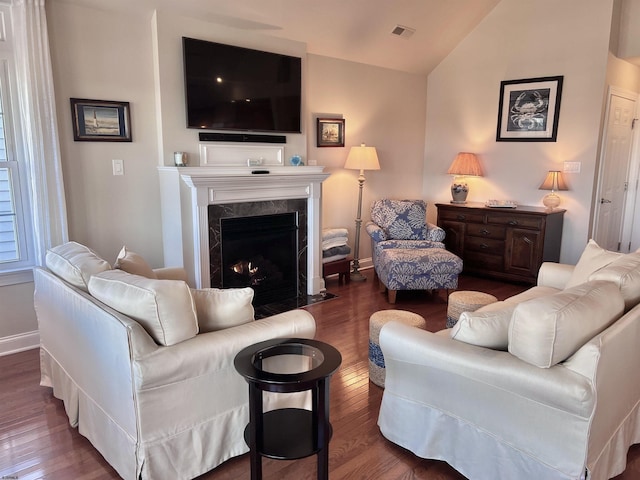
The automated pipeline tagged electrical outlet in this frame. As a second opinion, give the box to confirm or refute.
[563,161,581,173]
[112,159,124,176]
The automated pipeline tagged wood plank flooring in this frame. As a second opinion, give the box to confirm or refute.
[2,270,640,479]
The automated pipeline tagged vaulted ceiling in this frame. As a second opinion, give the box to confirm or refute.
[59,0,502,75]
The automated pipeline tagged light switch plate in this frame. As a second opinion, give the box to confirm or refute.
[563,161,581,173]
[112,159,124,176]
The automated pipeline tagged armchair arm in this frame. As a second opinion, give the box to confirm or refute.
[537,262,574,289]
[425,222,445,243]
[366,222,387,242]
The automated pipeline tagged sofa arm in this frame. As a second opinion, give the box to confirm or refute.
[366,222,387,242]
[133,309,316,388]
[153,266,189,283]
[425,223,445,242]
[537,262,574,289]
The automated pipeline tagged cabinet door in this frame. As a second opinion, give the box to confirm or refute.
[505,228,543,279]
[439,220,465,257]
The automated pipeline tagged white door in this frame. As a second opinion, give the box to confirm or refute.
[593,90,637,251]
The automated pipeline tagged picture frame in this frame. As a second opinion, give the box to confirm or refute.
[70,98,132,142]
[496,76,563,142]
[316,118,345,147]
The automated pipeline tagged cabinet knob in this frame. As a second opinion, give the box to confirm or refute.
[480,228,490,236]
[456,214,466,221]
[508,220,519,226]
[480,243,489,249]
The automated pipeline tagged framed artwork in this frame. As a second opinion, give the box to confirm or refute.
[70,98,132,142]
[496,76,563,142]
[316,118,345,147]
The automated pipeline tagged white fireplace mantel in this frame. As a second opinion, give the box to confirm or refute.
[158,165,330,295]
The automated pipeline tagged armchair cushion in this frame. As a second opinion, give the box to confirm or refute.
[565,239,621,288]
[370,199,428,240]
[449,301,517,350]
[508,281,624,368]
[114,245,157,279]
[88,269,199,346]
[190,287,255,332]
[45,241,111,292]
[589,251,640,311]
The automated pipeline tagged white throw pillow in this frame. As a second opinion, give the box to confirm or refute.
[190,287,255,332]
[88,270,198,346]
[565,239,621,288]
[508,281,624,368]
[114,246,157,279]
[450,301,517,350]
[45,241,111,291]
[589,251,640,311]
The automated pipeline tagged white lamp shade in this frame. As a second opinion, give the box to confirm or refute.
[344,144,380,171]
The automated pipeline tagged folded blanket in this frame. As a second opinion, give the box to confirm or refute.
[323,245,351,258]
[322,236,348,250]
[322,228,349,241]
[323,254,349,264]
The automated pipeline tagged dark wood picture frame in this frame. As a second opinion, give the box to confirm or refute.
[496,76,563,142]
[70,98,132,142]
[316,118,345,147]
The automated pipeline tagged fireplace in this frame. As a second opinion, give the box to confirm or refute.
[219,212,299,306]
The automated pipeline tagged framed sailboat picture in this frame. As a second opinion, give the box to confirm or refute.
[70,98,132,142]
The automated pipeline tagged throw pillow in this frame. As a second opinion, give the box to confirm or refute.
[589,251,640,311]
[565,239,621,288]
[88,270,198,346]
[114,246,157,279]
[508,281,624,368]
[371,199,428,240]
[190,287,255,332]
[45,241,111,292]
[449,301,517,350]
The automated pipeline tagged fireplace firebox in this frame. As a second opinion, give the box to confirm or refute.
[221,212,299,306]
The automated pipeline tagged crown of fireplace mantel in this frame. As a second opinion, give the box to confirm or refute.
[158,165,330,296]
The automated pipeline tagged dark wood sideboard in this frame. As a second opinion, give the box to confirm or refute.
[436,202,565,284]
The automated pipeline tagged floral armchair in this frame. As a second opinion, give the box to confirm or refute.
[365,199,462,303]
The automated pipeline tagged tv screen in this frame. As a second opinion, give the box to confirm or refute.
[182,37,302,133]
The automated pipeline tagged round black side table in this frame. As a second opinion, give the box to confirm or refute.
[234,338,342,480]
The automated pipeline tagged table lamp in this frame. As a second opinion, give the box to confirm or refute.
[344,143,380,281]
[447,152,483,203]
[539,170,568,210]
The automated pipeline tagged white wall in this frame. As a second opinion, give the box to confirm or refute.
[423,0,615,264]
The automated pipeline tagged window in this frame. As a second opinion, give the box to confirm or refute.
[0,59,34,284]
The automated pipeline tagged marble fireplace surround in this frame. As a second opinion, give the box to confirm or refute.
[158,144,330,296]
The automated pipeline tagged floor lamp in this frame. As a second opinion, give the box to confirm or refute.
[344,143,380,281]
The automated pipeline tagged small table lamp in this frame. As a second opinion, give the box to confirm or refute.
[539,170,568,210]
[447,152,483,203]
[344,143,380,281]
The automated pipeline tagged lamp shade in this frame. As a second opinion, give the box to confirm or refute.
[447,152,483,177]
[344,143,380,171]
[539,170,568,191]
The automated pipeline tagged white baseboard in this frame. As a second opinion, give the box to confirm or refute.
[0,330,39,356]
[357,257,374,270]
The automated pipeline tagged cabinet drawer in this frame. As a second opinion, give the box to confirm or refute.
[465,236,504,255]
[465,224,506,239]
[486,213,543,230]
[465,252,504,272]
[438,209,485,224]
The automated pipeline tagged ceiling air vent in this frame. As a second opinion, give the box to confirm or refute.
[391,24,415,39]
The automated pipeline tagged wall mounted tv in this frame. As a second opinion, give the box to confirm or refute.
[182,37,302,133]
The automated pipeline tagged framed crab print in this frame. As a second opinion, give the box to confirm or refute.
[496,76,563,142]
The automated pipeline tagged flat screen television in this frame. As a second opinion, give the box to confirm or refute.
[182,37,302,133]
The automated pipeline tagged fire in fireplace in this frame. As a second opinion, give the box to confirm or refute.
[220,212,298,306]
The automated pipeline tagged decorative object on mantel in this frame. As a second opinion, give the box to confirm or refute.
[539,170,568,211]
[289,154,302,166]
[317,118,345,147]
[447,152,483,204]
[69,98,132,142]
[496,75,563,142]
[174,152,188,166]
[344,143,380,281]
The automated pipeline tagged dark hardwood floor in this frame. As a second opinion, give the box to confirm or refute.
[3,270,640,479]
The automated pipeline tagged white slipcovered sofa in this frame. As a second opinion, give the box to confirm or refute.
[377,240,640,480]
[34,242,316,480]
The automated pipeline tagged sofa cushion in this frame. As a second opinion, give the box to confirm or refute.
[450,301,517,350]
[88,270,198,346]
[114,246,157,279]
[589,251,640,311]
[45,241,111,292]
[370,199,428,240]
[565,239,622,289]
[190,287,255,332]
[508,281,624,368]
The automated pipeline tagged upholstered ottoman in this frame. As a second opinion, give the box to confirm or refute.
[369,309,426,387]
[446,290,498,328]
[376,247,463,303]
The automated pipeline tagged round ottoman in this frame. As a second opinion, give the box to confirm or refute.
[369,309,426,387]
[446,291,498,328]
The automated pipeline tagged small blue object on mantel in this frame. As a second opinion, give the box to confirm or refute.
[290,154,302,166]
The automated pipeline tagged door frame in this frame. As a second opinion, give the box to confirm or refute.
[592,85,640,252]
